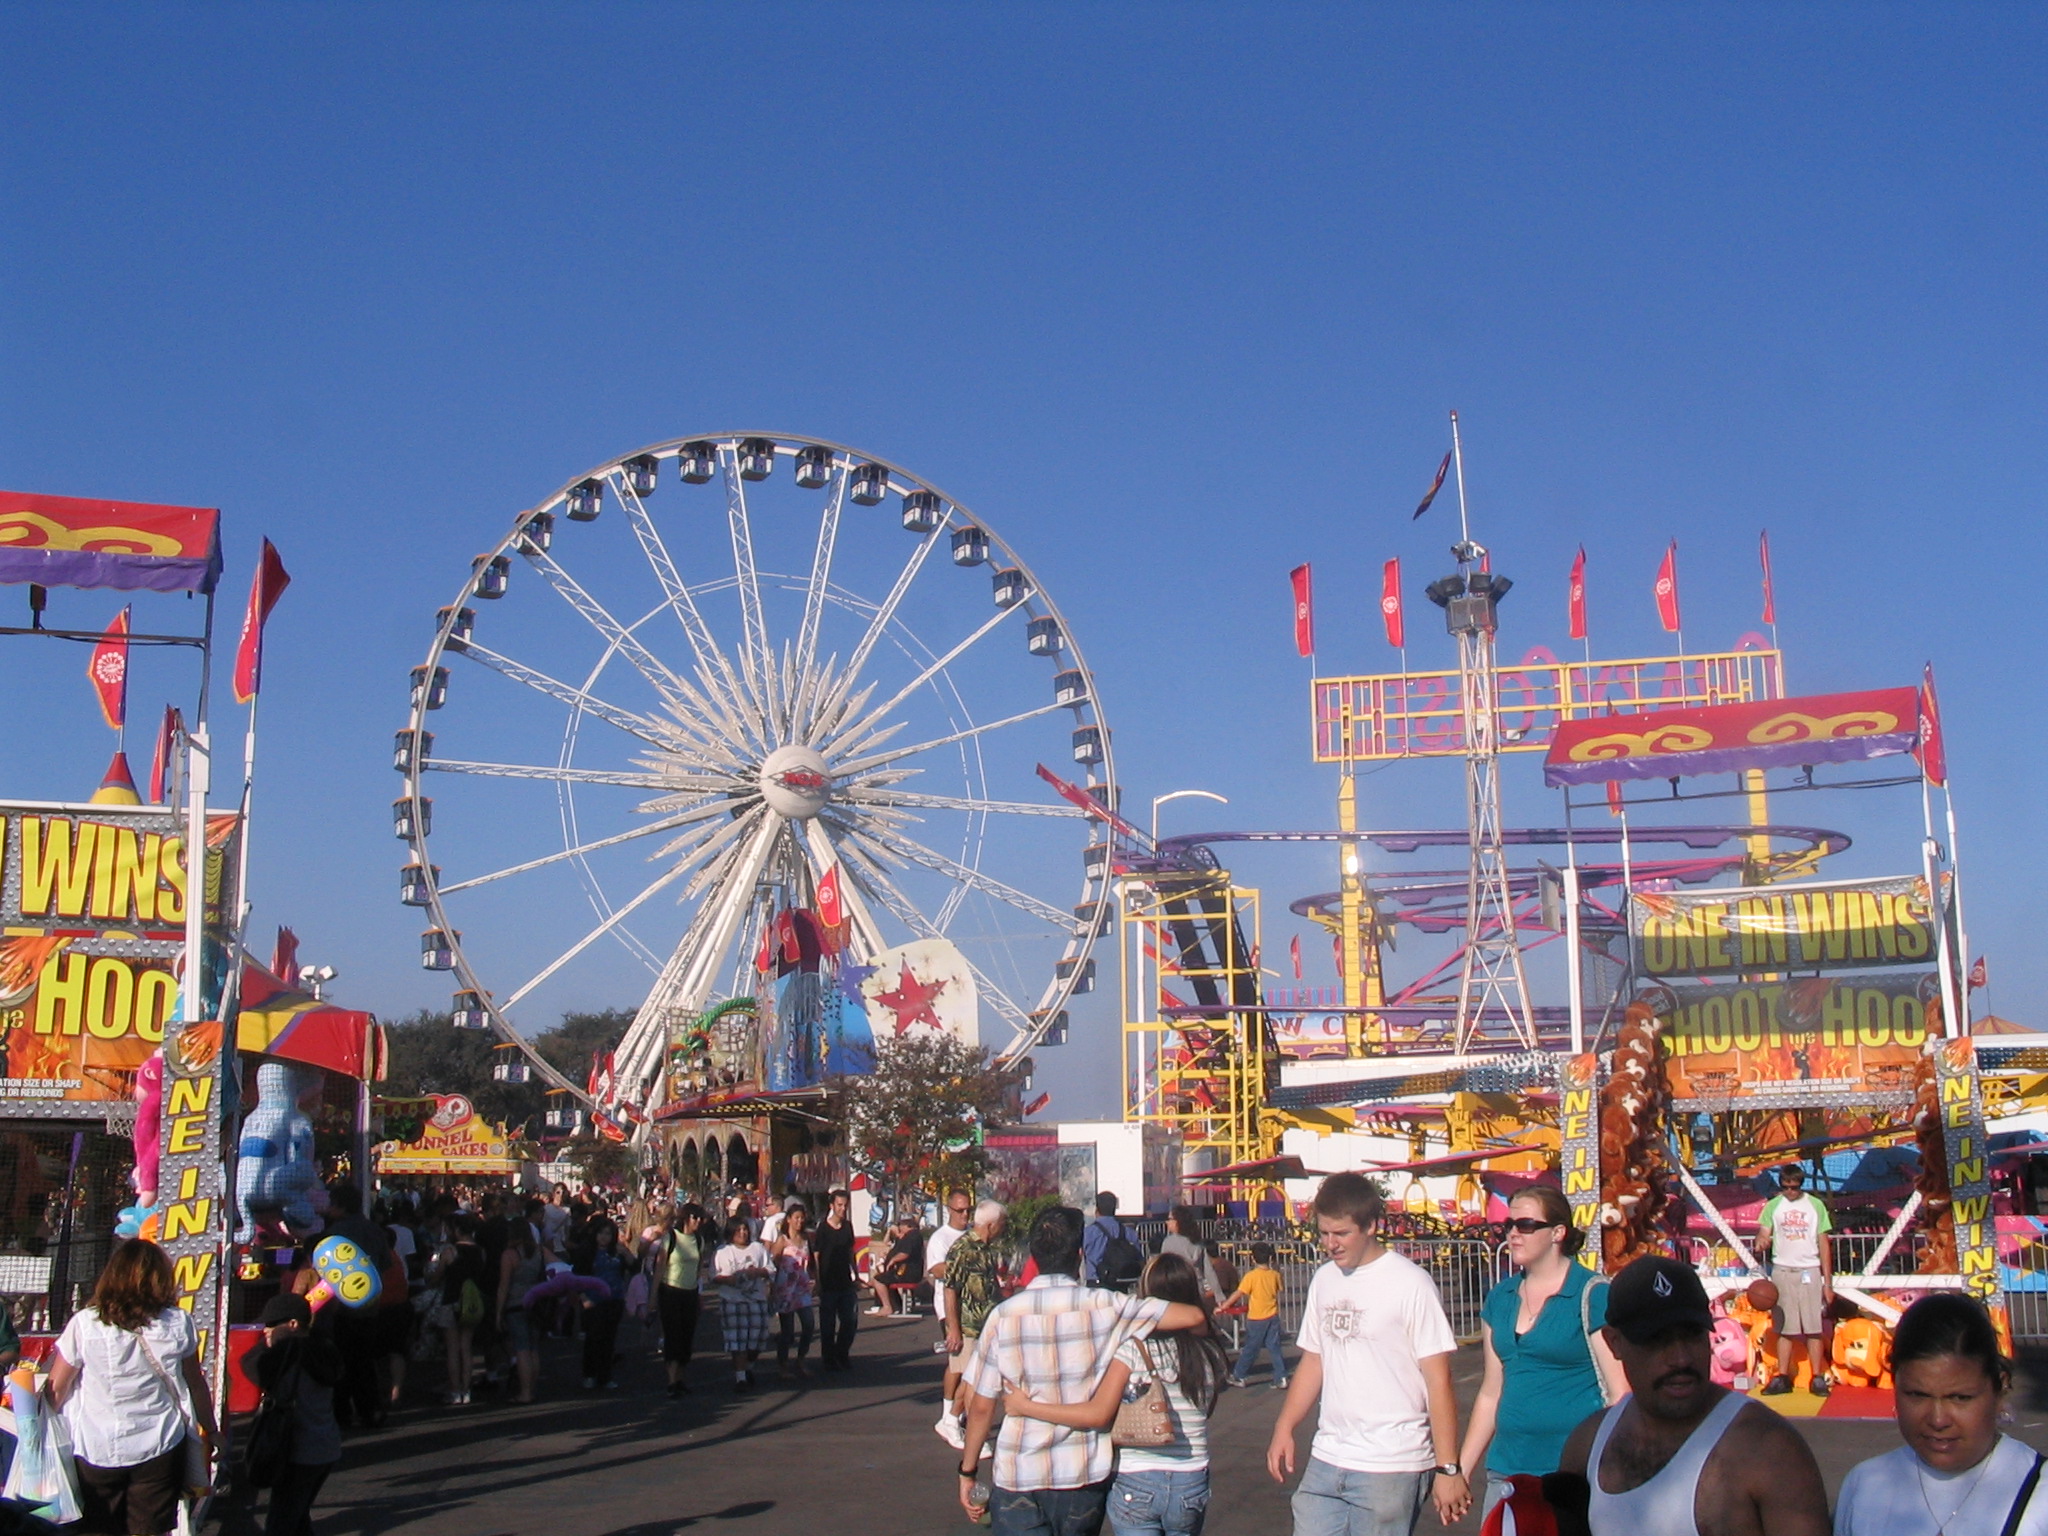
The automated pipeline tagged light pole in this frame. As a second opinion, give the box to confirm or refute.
[298,964,338,1001]
[1151,789,1228,845]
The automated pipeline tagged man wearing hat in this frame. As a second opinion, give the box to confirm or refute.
[1558,1255,1829,1536]
[242,1293,345,1536]
[1756,1164,1834,1396]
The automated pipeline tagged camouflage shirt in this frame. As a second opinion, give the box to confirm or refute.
[947,1231,1004,1337]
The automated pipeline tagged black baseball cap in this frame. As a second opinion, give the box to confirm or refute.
[1604,1255,1713,1345]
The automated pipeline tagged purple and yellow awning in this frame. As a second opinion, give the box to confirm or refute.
[0,491,223,594]
[1544,687,1920,787]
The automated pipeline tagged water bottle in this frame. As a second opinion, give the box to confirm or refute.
[967,1479,992,1526]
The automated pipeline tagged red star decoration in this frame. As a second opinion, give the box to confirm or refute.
[874,962,948,1037]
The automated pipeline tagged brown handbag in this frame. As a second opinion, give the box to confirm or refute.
[1110,1342,1174,1449]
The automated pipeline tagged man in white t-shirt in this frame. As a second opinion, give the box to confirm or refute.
[1267,1172,1467,1536]
[1757,1164,1834,1397]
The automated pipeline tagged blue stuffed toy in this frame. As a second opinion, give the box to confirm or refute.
[234,1061,326,1241]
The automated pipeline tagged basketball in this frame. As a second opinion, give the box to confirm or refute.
[1747,1278,1780,1312]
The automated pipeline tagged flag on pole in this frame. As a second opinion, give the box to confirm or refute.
[272,927,301,989]
[232,539,292,704]
[148,705,181,803]
[1290,564,1314,656]
[1606,779,1625,817]
[1567,547,1588,641]
[1968,956,1987,991]
[1915,663,1947,786]
[1412,451,1452,520]
[1654,542,1681,633]
[88,606,131,731]
[817,863,844,930]
[1759,530,1776,625]
[1021,1091,1051,1118]
[1289,934,1303,981]
[1380,558,1404,648]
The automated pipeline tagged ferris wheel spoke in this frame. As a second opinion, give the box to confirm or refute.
[457,639,689,754]
[522,548,707,720]
[426,758,715,791]
[844,789,1086,820]
[719,448,778,729]
[610,470,729,682]
[814,522,947,730]
[792,460,848,727]
[436,802,725,894]
[500,855,701,1012]
[822,605,1023,761]
[850,824,1080,932]
[835,701,1068,778]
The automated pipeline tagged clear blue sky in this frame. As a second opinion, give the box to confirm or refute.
[4,6,2042,1120]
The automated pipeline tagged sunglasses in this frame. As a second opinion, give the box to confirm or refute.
[1506,1217,1564,1235]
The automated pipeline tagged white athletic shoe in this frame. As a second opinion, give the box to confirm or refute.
[935,1412,967,1450]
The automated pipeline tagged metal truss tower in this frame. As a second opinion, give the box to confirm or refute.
[1425,414,1536,1053]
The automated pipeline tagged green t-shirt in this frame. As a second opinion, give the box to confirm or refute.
[1481,1264,1609,1477]
[1760,1193,1832,1270]
[661,1230,703,1291]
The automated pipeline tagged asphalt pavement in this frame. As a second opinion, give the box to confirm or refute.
[299,1309,2048,1536]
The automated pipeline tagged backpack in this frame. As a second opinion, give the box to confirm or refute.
[458,1277,485,1329]
[1097,1222,1144,1292]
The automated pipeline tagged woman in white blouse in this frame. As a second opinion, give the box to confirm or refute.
[711,1219,773,1393]
[1835,1292,2046,1536]
[46,1239,221,1536]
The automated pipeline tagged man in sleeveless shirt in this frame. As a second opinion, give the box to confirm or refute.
[1558,1256,1829,1536]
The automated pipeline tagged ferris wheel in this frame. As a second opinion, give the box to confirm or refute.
[395,434,1116,1108]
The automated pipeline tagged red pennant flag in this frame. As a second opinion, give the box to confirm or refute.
[1567,547,1587,641]
[1412,450,1452,520]
[1968,956,1987,991]
[88,607,131,731]
[755,923,774,973]
[1654,542,1681,633]
[232,539,292,704]
[1021,1092,1051,1118]
[1759,530,1776,626]
[817,863,844,929]
[1915,663,1947,786]
[1289,934,1303,981]
[1380,558,1404,648]
[1606,778,1625,817]
[1290,564,1314,656]
[272,927,301,989]
[148,706,181,804]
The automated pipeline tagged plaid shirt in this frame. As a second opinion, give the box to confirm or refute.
[965,1274,1168,1491]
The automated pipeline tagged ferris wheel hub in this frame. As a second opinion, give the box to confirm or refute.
[757,743,833,821]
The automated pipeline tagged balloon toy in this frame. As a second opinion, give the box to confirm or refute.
[131,1051,165,1206]
[235,1062,327,1241]
[305,1233,382,1313]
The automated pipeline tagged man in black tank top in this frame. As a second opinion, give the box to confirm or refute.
[1558,1257,1829,1536]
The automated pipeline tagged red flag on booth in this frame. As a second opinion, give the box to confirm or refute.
[1289,935,1303,981]
[232,539,292,704]
[1915,663,1947,786]
[1654,542,1681,633]
[1567,547,1587,641]
[817,863,844,929]
[1412,450,1452,520]
[1290,564,1314,656]
[1759,530,1776,625]
[1968,956,1987,991]
[1380,559,1404,648]
[88,607,131,731]
[272,927,301,989]
[148,705,181,803]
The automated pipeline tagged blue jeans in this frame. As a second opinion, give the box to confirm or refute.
[1233,1316,1286,1383]
[993,1481,1112,1536]
[1109,1467,1210,1536]
[1291,1459,1431,1536]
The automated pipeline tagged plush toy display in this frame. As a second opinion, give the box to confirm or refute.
[234,1061,327,1241]
[131,1051,165,1205]
[1597,998,1674,1267]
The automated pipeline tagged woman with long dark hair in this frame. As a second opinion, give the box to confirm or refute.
[653,1204,708,1397]
[1459,1185,1622,1519]
[1002,1251,1227,1535]
[45,1238,221,1536]
[1835,1292,2046,1535]
[711,1217,773,1392]
[496,1211,551,1404]
[769,1204,818,1379]
[574,1216,636,1390]
[431,1213,487,1405]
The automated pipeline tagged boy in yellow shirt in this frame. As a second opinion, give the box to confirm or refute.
[1223,1241,1288,1388]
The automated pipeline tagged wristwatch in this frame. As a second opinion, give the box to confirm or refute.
[959,1463,979,1478]
[1433,1463,1463,1478]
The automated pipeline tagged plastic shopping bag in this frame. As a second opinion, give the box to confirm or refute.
[3,1375,83,1525]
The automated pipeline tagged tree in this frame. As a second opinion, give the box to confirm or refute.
[562,1132,639,1192]
[838,1036,1016,1210]
[380,1007,635,1140]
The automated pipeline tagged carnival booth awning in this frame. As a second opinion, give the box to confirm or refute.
[1543,687,1925,787]
[0,491,223,594]
[235,960,387,1082]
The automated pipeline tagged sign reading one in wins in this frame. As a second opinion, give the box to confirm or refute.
[1630,875,1934,980]
[1935,1037,2000,1303]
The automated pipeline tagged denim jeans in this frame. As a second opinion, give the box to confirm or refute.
[1290,1459,1431,1536]
[1109,1467,1210,1536]
[819,1288,860,1366]
[1233,1316,1287,1383]
[777,1305,817,1364]
[992,1480,1113,1536]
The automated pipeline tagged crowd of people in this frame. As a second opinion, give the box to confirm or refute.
[3,1171,2042,1536]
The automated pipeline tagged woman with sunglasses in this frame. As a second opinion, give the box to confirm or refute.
[1458,1186,1624,1520]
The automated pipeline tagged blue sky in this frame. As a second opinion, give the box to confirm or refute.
[3,5,2042,1120]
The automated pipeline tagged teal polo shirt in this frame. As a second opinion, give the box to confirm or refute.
[1481,1263,1609,1476]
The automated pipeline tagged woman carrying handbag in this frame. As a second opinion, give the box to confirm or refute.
[240,1293,343,1536]
[45,1239,221,1536]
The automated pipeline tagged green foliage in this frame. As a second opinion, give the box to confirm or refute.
[380,1006,635,1140]
[563,1132,639,1191]
[995,1192,1061,1266]
[838,1035,1017,1209]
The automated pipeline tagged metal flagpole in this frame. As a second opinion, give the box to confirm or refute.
[1564,793,1585,1055]
[1920,772,1961,1040]
[1943,787,1970,1023]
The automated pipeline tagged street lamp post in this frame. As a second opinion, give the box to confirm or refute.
[1151,789,1229,845]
